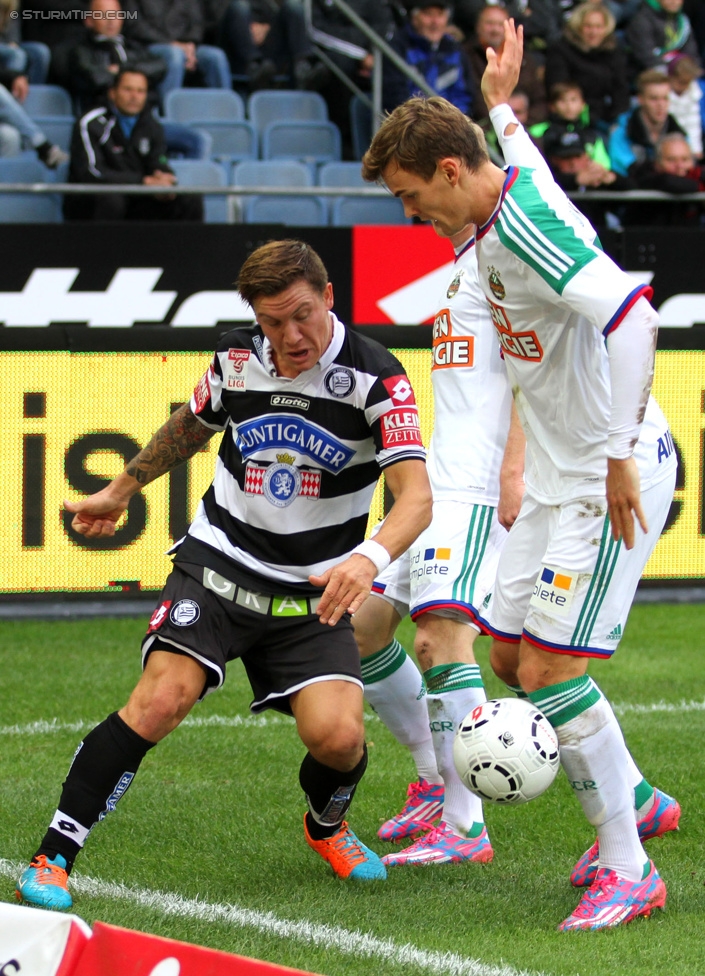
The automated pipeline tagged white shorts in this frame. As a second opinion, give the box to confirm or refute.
[371,500,507,630]
[486,471,676,658]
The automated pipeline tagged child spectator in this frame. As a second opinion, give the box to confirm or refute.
[531,81,612,170]
[667,54,703,158]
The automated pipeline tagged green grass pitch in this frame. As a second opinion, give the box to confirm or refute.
[0,603,703,976]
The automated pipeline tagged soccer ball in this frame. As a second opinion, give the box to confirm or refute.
[453,698,560,805]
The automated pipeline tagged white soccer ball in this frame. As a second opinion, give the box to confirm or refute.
[453,698,560,805]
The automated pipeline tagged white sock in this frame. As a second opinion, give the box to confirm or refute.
[362,641,441,784]
[531,676,647,882]
[425,663,486,835]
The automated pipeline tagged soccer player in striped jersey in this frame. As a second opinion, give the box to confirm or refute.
[16,240,432,911]
[361,23,678,930]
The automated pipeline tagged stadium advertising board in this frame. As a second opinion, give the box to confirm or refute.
[1,225,704,597]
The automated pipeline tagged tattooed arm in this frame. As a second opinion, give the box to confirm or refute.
[64,404,217,538]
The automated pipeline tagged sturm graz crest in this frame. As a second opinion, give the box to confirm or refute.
[263,453,301,507]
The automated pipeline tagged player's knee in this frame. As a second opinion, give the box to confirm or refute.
[124,674,202,740]
[489,640,519,687]
[413,631,435,671]
[307,717,365,770]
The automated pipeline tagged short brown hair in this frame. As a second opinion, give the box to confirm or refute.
[236,239,329,306]
[637,69,670,94]
[362,96,489,184]
[668,54,702,83]
[549,81,584,103]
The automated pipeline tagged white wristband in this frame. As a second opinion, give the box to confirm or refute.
[352,539,391,575]
[488,103,520,136]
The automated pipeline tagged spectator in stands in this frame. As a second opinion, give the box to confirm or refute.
[449,1,562,54]
[123,0,232,90]
[545,2,630,130]
[628,131,705,222]
[65,67,203,221]
[626,0,700,76]
[209,0,328,91]
[532,80,612,164]
[509,86,530,122]
[18,1,89,87]
[68,0,167,112]
[542,118,629,188]
[609,68,688,174]
[0,77,68,163]
[0,0,51,84]
[383,1,475,114]
[465,4,547,124]
[667,53,703,158]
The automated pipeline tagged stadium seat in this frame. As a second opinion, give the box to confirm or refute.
[232,159,313,187]
[0,192,62,222]
[193,121,257,163]
[318,161,366,187]
[32,117,74,152]
[23,85,73,118]
[168,158,230,223]
[261,120,341,168]
[0,152,54,182]
[163,88,246,123]
[247,90,328,133]
[243,194,328,226]
[162,121,212,160]
[330,195,409,226]
[349,94,372,161]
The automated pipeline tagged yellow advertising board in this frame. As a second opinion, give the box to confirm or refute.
[1,348,703,597]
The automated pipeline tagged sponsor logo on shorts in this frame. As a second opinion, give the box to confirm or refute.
[224,348,250,391]
[272,596,308,616]
[606,623,622,641]
[530,566,577,617]
[381,408,422,448]
[382,374,416,406]
[410,547,451,580]
[169,599,201,626]
[202,568,236,601]
[147,600,171,632]
[324,366,356,398]
[270,394,310,410]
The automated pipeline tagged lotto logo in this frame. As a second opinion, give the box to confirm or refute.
[382,375,415,405]
[425,547,451,560]
[147,601,171,632]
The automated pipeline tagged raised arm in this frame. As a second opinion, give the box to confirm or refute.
[310,458,432,626]
[64,404,216,538]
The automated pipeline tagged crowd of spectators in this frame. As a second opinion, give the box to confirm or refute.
[0,0,704,225]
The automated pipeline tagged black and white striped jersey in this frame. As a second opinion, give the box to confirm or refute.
[178,313,425,593]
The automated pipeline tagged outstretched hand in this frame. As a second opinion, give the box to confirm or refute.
[481,18,524,112]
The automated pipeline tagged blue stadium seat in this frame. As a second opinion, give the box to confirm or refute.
[169,159,230,223]
[32,116,74,152]
[193,121,257,163]
[318,161,366,187]
[0,192,62,222]
[331,195,409,226]
[163,88,246,123]
[243,194,328,226]
[261,120,341,168]
[0,152,54,182]
[23,84,73,118]
[232,159,313,187]
[248,90,328,133]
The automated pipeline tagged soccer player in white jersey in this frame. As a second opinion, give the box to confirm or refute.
[353,226,524,865]
[361,23,679,930]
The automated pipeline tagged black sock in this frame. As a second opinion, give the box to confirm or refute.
[300,745,368,840]
[36,711,155,872]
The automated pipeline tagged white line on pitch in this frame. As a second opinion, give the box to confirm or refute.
[2,700,704,738]
[0,859,548,976]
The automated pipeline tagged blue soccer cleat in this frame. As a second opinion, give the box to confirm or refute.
[559,860,666,931]
[381,820,493,866]
[570,788,681,887]
[16,854,73,911]
[304,816,387,880]
[377,779,444,842]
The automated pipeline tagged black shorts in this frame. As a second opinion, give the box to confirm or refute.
[141,565,362,715]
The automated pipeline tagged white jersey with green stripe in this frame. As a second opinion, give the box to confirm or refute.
[475,164,657,505]
[427,238,512,505]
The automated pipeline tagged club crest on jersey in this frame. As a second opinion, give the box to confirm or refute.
[224,349,250,391]
[263,459,302,508]
[325,366,356,398]
[169,599,201,626]
[487,266,506,301]
[446,269,464,299]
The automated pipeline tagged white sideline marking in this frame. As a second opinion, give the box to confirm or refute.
[2,700,704,738]
[0,859,546,976]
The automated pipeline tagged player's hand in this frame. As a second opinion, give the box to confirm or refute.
[498,474,524,530]
[63,487,131,538]
[606,456,648,550]
[481,19,524,112]
[309,554,377,626]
